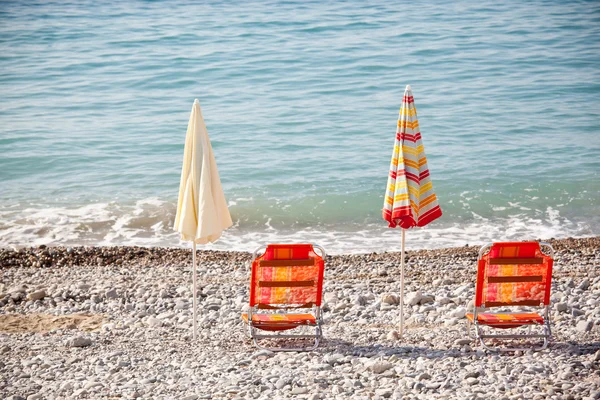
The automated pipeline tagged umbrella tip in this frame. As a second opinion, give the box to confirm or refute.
[405,85,412,91]
[194,98,199,104]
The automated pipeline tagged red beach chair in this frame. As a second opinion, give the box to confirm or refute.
[241,244,326,351]
[466,241,554,351]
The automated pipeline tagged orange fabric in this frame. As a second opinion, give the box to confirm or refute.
[250,244,325,307]
[466,312,544,328]
[475,242,553,308]
[241,313,316,331]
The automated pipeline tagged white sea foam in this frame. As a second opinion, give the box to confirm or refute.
[0,200,595,255]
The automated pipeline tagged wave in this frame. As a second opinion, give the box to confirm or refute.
[0,198,594,255]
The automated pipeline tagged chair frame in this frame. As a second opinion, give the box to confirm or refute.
[244,244,326,352]
[467,242,554,352]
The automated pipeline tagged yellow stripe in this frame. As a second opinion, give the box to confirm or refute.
[402,146,418,157]
[419,193,438,208]
[399,106,417,117]
[394,193,409,202]
[403,159,419,170]
[419,181,433,194]
[398,120,419,130]
[408,185,419,198]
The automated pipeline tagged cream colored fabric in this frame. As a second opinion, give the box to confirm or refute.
[174,99,232,244]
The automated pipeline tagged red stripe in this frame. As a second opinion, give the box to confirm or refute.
[405,171,420,183]
[543,258,553,305]
[475,258,486,307]
[416,206,442,227]
[403,96,414,103]
[396,132,422,142]
[391,207,417,229]
[419,170,430,180]
[382,209,394,227]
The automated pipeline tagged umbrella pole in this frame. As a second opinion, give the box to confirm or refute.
[192,242,197,340]
[400,229,405,337]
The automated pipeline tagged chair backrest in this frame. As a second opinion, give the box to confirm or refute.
[250,244,325,309]
[475,242,553,308]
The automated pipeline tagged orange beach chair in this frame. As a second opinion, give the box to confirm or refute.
[466,241,554,351]
[242,244,326,351]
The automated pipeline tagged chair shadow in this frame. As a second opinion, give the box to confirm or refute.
[318,337,600,359]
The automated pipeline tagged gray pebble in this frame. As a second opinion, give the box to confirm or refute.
[66,336,92,348]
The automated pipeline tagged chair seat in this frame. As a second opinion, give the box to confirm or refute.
[466,312,544,328]
[241,313,317,331]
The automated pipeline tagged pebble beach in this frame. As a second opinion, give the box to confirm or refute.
[0,237,599,399]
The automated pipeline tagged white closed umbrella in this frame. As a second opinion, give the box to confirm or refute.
[174,99,233,339]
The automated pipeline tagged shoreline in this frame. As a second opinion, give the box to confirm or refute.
[1,236,598,270]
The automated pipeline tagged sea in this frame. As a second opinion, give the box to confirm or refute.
[1,1,599,254]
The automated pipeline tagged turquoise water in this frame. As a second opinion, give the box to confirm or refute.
[1,1,599,253]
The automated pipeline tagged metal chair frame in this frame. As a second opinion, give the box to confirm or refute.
[467,242,554,352]
[243,244,326,352]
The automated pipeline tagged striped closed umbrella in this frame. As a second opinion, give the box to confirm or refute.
[383,85,442,336]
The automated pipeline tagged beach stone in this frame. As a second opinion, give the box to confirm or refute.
[275,378,288,389]
[173,300,189,310]
[292,387,309,395]
[368,360,394,374]
[453,285,470,296]
[465,377,479,385]
[572,308,585,317]
[59,381,73,392]
[27,289,46,301]
[555,302,568,312]
[66,336,92,348]
[387,330,400,341]
[407,291,422,306]
[455,338,471,346]
[354,295,367,306]
[375,388,393,398]
[594,350,600,362]
[324,353,345,366]
[251,350,275,359]
[577,320,593,333]
[78,283,91,291]
[105,288,118,299]
[464,370,481,379]
[310,363,332,371]
[438,296,452,305]
[381,293,399,305]
[452,307,467,319]
[420,294,435,304]
[417,372,432,380]
[578,279,590,290]
[147,317,162,327]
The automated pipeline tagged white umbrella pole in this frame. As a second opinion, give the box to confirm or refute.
[192,242,197,340]
[400,229,406,337]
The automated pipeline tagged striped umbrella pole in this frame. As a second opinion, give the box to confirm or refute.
[383,85,442,337]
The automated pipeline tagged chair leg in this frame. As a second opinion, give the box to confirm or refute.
[474,323,551,352]
[249,323,322,352]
